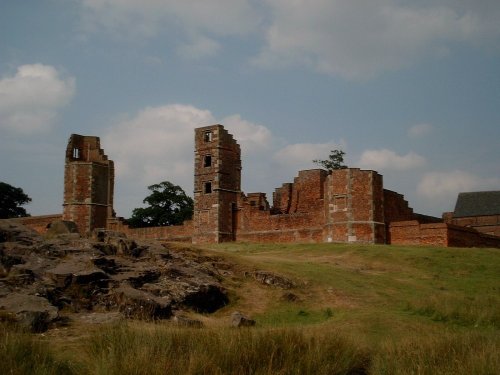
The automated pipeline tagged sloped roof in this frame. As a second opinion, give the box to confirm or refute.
[453,191,500,218]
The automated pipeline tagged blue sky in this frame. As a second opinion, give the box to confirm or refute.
[1,0,499,218]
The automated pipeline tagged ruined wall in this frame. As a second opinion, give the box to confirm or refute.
[30,126,498,248]
[63,134,114,234]
[16,214,63,234]
[383,189,414,222]
[389,220,500,248]
[445,215,500,237]
[193,125,241,244]
[323,168,385,244]
[107,217,193,242]
[236,170,327,243]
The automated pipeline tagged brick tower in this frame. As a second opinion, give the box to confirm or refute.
[323,168,385,243]
[193,125,241,243]
[63,134,114,234]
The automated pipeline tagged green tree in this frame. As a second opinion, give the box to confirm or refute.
[313,149,347,171]
[0,182,31,218]
[127,181,193,228]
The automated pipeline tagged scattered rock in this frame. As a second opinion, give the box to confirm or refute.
[113,286,172,320]
[254,270,295,289]
[0,219,41,246]
[45,220,79,238]
[0,293,58,332]
[0,221,232,329]
[231,311,256,327]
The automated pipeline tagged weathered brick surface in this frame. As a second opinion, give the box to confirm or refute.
[62,134,114,234]
[389,220,500,247]
[18,126,500,248]
[448,215,500,237]
[193,125,241,243]
[15,214,63,234]
[323,169,385,244]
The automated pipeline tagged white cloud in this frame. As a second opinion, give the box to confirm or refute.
[222,114,273,152]
[358,149,425,171]
[103,104,213,186]
[417,170,500,199]
[273,142,345,171]
[0,64,75,134]
[80,0,261,54]
[255,0,500,79]
[408,123,433,138]
[101,104,275,214]
[79,0,500,78]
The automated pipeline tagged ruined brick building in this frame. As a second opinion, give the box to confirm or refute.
[443,191,500,237]
[62,135,115,233]
[17,126,500,248]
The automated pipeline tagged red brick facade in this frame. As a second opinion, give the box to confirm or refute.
[63,134,114,234]
[389,221,500,248]
[444,214,500,237]
[16,126,500,248]
[192,125,241,244]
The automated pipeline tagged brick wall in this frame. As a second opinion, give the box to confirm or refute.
[323,169,385,244]
[383,189,414,222]
[235,169,326,243]
[63,134,114,234]
[448,215,500,237]
[16,214,63,234]
[389,220,500,248]
[107,217,193,242]
[193,125,241,243]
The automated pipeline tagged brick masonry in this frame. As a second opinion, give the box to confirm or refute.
[443,214,500,237]
[17,126,500,248]
[62,134,114,234]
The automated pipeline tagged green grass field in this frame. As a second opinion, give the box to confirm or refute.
[2,242,499,374]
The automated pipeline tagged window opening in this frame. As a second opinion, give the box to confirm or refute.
[73,148,80,159]
[204,182,212,194]
[204,131,213,142]
[204,155,212,167]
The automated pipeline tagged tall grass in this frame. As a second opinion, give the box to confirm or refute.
[2,321,498,374]
[405,294,499,328]
[2,243,499,374]
[0,323,75,375]
[83,323,369,375]
[372,331,499,375]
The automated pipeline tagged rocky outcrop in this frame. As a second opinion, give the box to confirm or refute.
[0,220,229,331]
[253,270,295,289]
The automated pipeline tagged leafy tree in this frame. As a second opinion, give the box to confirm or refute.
[127,181,193,228]
[0,182,31,218]
[313,149,347,171]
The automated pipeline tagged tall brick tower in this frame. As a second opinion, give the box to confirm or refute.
[193,125,241,243]
[324,168,385,243]
[63,134,114,234]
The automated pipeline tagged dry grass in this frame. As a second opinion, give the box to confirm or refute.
[2,242,499,374]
